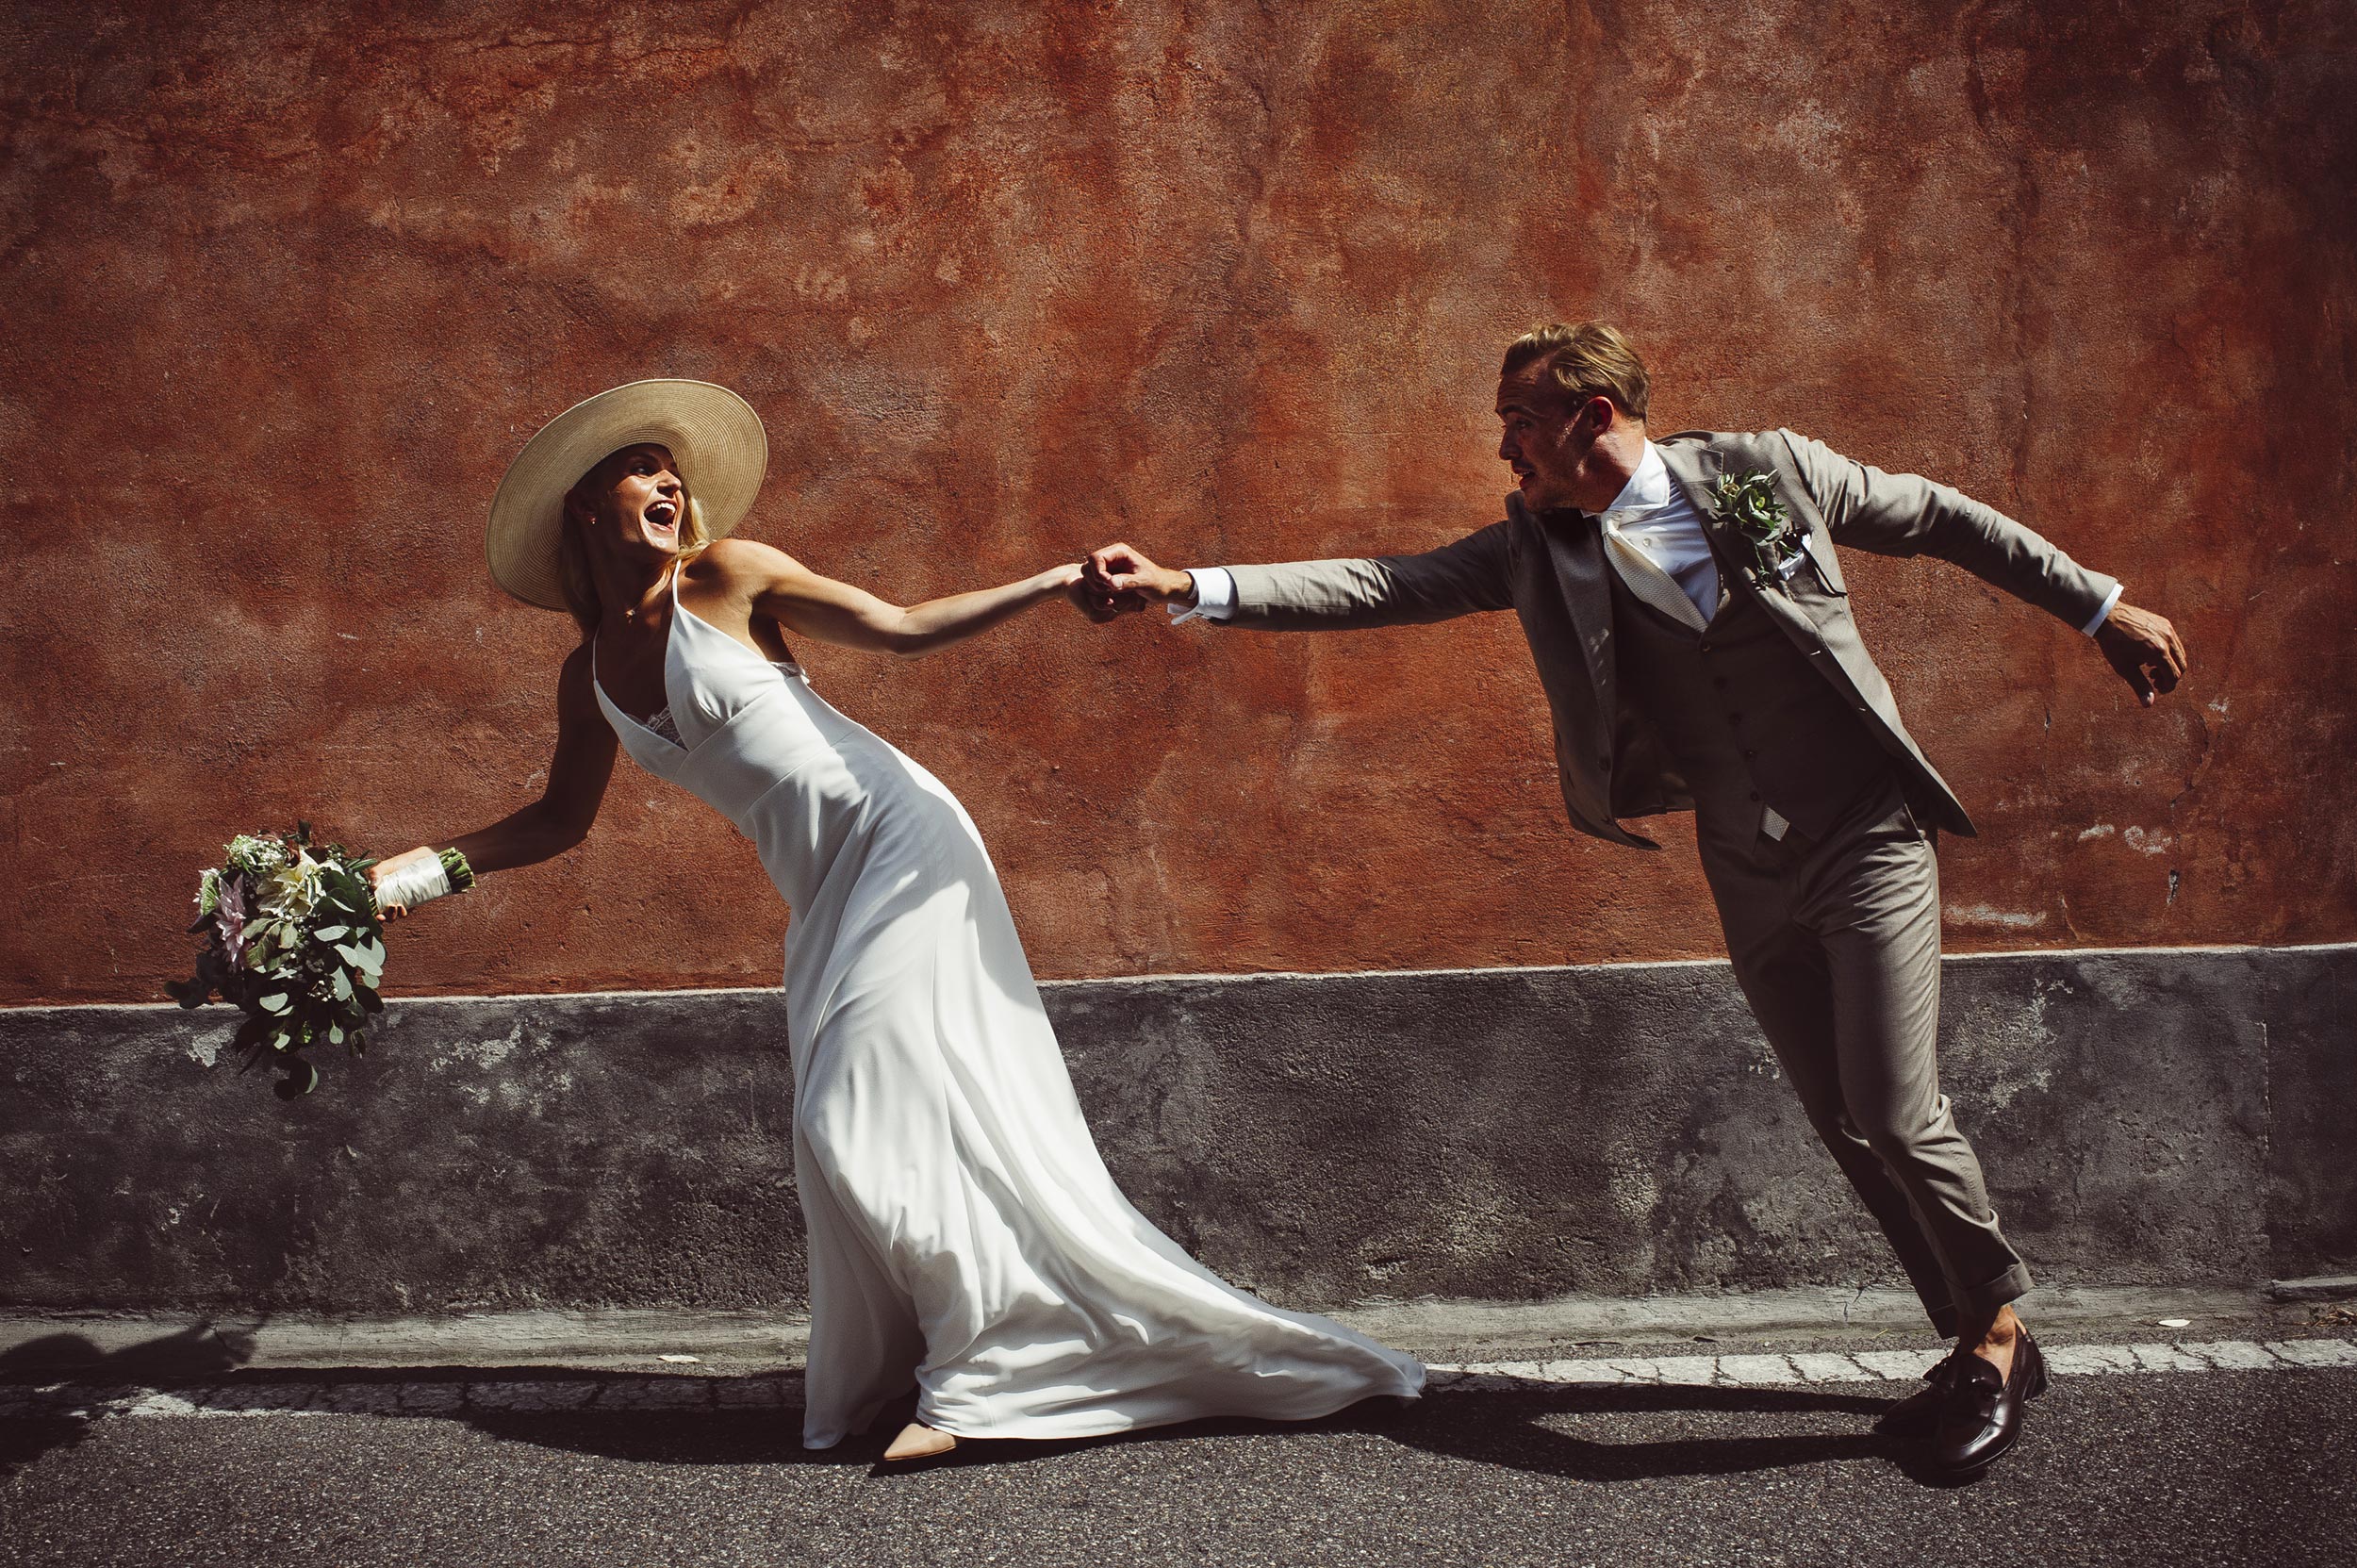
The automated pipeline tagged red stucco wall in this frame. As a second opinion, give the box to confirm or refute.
[5,1,2352,1003]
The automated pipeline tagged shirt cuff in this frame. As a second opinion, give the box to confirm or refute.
[1167,566,1238,623]
[2081,582,2123,637]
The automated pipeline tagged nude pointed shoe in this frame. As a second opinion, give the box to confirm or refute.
[882,1421,959,1463]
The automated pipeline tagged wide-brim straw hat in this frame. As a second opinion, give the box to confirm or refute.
[486,379,768,609]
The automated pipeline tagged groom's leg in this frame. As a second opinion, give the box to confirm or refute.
[1722,918,1964,1334]
[1706,836,1962,1335]
[1803,798,2034,1328]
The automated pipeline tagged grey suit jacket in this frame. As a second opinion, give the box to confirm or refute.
[1219,429,2118,849]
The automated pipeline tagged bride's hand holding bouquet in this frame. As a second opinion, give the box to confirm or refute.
[368,843,477,919]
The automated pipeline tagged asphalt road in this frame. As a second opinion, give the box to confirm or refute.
[4,1362,2349,1567]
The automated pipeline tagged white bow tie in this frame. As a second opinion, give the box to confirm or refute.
[1596,503,1663,530]
[1595,513,1709,632]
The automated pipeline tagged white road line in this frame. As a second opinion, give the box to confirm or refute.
[3,1340,2351,1422]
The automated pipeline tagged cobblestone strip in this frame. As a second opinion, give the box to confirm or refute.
[2,1343,2350,1421]
[1423,1339,2354,1391]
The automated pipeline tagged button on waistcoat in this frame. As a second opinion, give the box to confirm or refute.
[1607,562,1892,840]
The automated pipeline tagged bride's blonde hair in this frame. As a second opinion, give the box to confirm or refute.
[557,458,714,639]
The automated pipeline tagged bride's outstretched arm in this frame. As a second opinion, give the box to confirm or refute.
[369,643,618,916]
[727,537,1096,657]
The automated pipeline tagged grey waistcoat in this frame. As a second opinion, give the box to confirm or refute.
[1604,561,1894,841]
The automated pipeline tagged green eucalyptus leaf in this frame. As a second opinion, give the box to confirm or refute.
[258,992,290,1014]
[272,1058,319,1100]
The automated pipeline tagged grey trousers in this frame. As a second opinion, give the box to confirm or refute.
[1697,777,2033,1336]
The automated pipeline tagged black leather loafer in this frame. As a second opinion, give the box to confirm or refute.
[1931,1331,2049,1473]
[1874,1350,1966,1437]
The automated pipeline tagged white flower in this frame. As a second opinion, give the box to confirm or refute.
[259,851,325,922]
[225,834,289,879]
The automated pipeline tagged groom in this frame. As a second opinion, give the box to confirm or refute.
[1082,322,2185,1476]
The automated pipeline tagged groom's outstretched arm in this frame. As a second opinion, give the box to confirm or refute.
[1087,520,1516,631]
[1779,429,2187,706]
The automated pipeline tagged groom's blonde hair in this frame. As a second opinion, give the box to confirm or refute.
[1503,322,1650,421]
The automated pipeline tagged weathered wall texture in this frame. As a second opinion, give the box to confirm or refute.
[3,946,2349,1314]
[3,2,2353,1001]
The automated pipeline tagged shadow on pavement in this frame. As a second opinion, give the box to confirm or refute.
[3,1362,1946,1487]
[465,1387,869,1471]
[0,1323,256,1382]
[461,1379,1922,1486]
[440,1380,1343,1474]
[0,1416,90,1481]
[1364,1382,1904,1483]
[0,1323,257,1478]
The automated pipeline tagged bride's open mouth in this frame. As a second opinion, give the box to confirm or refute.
[646,501,679,530]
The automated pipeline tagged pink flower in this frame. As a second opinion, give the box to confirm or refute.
[214,875,249,966]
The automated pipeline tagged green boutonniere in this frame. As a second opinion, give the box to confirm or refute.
[1708,470,1807,588]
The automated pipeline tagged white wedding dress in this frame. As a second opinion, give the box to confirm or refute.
[593,571,1423,1447]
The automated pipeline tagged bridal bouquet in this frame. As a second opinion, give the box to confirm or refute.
[167,824,387,1098]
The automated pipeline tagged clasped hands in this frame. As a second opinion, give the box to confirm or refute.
[1067,543,1193,622]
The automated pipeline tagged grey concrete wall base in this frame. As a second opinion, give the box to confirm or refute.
[3,945,2351,1318]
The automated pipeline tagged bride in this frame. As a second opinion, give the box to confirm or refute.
[368,380,1423,1461]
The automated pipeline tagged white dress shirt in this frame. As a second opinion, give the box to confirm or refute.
[1175,440,2119,635]
[1594,440,1719,623]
